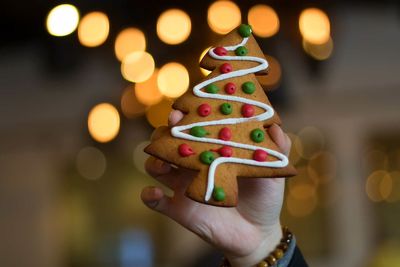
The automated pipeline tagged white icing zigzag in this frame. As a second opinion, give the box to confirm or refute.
[171,36,289,202]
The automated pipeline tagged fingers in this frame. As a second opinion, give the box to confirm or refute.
[268,124,292,156]
[145,156,194,192]
[168,110,184,126]
[141,186,172,211]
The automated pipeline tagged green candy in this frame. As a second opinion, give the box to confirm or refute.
[238,24,252,37]
[190,126,208,137]
[213,187,226,201]
[206,83,219,94]
[250,128,265,143]
[242,81,256,94]
[235,46,248,56]
[200,151,215,165]
[220,103,233,115]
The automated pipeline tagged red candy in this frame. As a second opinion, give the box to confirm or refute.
[218,127,232,141]
[215,146,233,157]
[178,144,195,157]
[253,149,268,162]
[224,82,236,94]
[241,104,255,117]
[220,63,232,73]
[197,103,212,117]
[214,47,227,56]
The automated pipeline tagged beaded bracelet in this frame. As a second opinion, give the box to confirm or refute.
[220,226,293,267]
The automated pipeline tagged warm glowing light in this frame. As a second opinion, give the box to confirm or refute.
[146,99,173,128]
[133,141,151,174]
[287,133,302,166]
[46,4,79,37]
[297,126,325,159]
[387,171,400,202]
[299,8,330,45]
[366,170,392,202]
[78,12,109,47]
[199,47,212,76]
[158,62,190,98]
[135,69,163,106]
[307,151,337,184]
[257,55,282,91]
[88,103,120,143]
[207,1,241,34]
[115,28,146,61]
[287,182,317,217]
[303,37,333,60]
[157,9,191,45]
[248,5,279,38]
[76,146,106,180]
[121,51,155,83]
[120,86,147,118]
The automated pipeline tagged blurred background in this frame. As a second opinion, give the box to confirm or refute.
[1,0,400,266]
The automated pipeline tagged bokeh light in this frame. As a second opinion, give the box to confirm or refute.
[199,47,212,76]
[287,182,318,217]
[88,103,120,143]
[133,141,151,174]
[146,99,173,128]
[46,4,79,37]
[120,86,147,118]
[207,1,241,34]
[366,170,392,202]
[157,62,190,98]
[135,69,163,106]
[78,12,109,47]
[299,8,330,45]
[248,5,279,38]
[387,171,400,202]
[297,126,325,159]
[307,151,337,184]
[115,28,146,61]
[157,9,191,45]
[302,37,334,60]
[121,51,155,83]
[287,133,303,166]
[76,146,106,180]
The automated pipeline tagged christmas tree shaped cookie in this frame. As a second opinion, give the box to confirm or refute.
[145,24,296,207]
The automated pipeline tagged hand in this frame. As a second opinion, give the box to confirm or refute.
[141,110,292,267]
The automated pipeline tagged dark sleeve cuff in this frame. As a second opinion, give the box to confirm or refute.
[287,245,309,267]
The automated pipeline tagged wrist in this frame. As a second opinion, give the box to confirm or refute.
[224,222,283,267]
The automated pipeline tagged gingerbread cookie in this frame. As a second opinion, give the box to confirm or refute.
[145,24,296,207]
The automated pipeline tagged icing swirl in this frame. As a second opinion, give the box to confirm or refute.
[171,36,289,201]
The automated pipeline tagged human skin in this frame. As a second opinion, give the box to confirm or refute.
[141,110,292,267]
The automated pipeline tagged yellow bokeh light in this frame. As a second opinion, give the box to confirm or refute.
[76,146,106,180]
[135,69,163,106]
[121,51,155,83]
[157,9,191,45]
[297,126,325,159]
[366,170,392,202]
[88,103,120,143]
[287,183,318,217]
[299,8,330,45]
[199,47,212,76]
[120,86,147,119]
[207,1,241,34]
[248,5,279,38]
[157,62,190,98]
[387,171,400,203]
[146,99,174,128]
[46,4,79,37]
[302,37,333,60]
[114,28,146,61]
[78,12,109,47]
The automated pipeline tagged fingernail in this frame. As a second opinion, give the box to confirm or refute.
[146,200,159,208]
